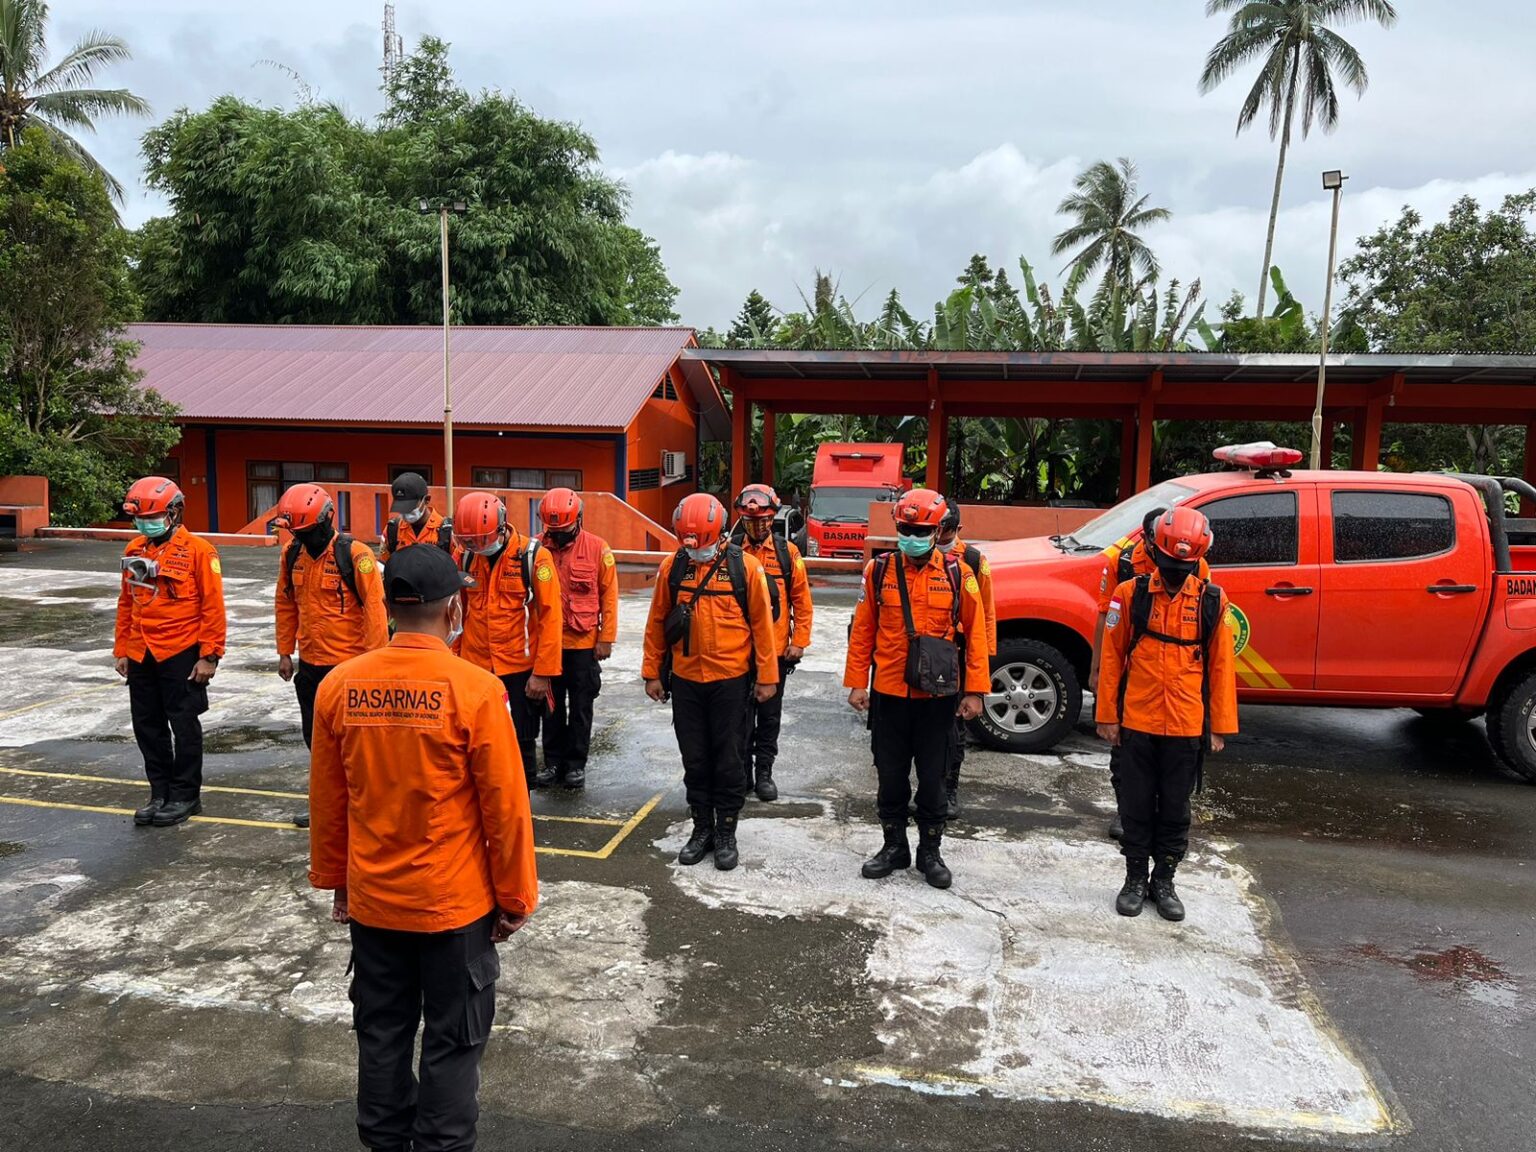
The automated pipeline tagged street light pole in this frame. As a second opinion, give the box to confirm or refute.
[421,199,468,512]
[1310,170,1347,470]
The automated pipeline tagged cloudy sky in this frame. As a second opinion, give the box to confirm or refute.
[54,1,1536,329]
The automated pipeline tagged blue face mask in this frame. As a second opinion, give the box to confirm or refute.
[897,534,935,561]
[134,516,170,538]
[687,542,720,564]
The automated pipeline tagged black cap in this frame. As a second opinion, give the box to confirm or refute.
[390,472,429,514]
[383,543,472,605]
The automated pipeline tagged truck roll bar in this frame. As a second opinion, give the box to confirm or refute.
[1446,473,1513,572]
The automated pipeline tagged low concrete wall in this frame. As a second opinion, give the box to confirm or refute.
[39,527,278,548]
[865,500,1102,558]
[0,475,51,539]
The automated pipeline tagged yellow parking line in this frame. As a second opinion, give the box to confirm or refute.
[0,685,118,722]
[592,792,664,860]
[0,765,631,826]
[0,795,298,831]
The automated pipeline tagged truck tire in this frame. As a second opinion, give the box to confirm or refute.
[1491,675,1536,783]
[972,638,1081,754]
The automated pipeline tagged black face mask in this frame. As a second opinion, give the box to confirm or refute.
[546,527,578,549]
[1154,555,1199,590]
[294,520,335,558]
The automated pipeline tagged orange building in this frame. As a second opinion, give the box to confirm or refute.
[132,324,727,534]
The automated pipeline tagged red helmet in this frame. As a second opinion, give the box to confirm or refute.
[123,476,184,518]
[271,483,334,532]
[540,487,583,532]
[1152,506,1214,561]
[734,484,781,519]
[673,493,726,550]
[893,488,948,529]
[455,491,507,553]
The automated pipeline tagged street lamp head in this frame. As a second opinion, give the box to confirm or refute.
[418,198,431,214]
[450,201,468,214]
[1321,170,1347,190]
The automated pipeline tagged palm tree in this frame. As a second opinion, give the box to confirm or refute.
[1050,158,1171,318]
[1199,0,1398,317]
[0,0,149,200]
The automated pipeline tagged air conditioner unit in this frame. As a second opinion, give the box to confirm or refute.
[661,451,688,484]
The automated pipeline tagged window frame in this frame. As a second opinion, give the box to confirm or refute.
[389,465,433,485]
[1329,488,1458,565]
[1195,490,1301,569]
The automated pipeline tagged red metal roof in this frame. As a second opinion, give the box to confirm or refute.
[129,323,704,432]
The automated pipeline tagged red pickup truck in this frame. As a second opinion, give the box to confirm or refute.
[976,459,1536,783]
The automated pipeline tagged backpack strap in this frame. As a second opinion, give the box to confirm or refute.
[963,544,982,577]
[384,518,399,555]
[773,534,793,623]
[332,533,362,606]
[945,556,963,632]
[1116,543,1136,586]
[520,539,536,607]
[438,522,453,553]
[282,540,303,599]
[870,552,892,626]
[726,543,752,622]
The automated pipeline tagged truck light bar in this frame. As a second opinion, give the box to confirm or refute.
[1213,442,1305,470]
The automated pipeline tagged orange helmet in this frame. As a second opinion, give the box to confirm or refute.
[673,493,727,550]
[734,484,781,519]
[1152,506,1213,562]
[123,476,184,518]
[455,491,507,554]
[271,483,334,532]
[540,487,583,531]
[893,488,948,530]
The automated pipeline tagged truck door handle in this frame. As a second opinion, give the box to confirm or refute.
[1427,584,1477,595]
[1265,586,1313,597]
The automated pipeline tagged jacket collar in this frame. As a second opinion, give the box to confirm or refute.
[388,632,451,652]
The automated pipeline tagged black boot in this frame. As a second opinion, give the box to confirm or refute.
[1107,815,1124,840]
[754,762,778,802]
[860,822,911,879]
[915,824,953,890]
[133,795,166,827]
[713,811,739,871]
[563,763,586,789]
[153,798,201,827]
[292,810,310,829]
[944,763,960,820]
[1116,857,1149,917]
[677,807,714,866]
[1150,858,1185,921]
[534,761,560,789]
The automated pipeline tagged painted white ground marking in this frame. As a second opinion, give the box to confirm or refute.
[660,808,1392,1136]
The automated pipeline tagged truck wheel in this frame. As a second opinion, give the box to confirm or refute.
[1492,675,1536,783]
[972,638,1081,754]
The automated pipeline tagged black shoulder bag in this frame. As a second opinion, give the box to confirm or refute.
[894,557,962,696]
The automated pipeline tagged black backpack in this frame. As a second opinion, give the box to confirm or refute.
[1116,542,1138,587]
[729,523,793,622]
[460,537,538,604]
[667,543,752,625]
[384,516,454,556]
[1120,573,1227,761]
[283,534,363,607]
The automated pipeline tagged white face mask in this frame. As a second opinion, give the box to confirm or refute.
[445,599,465,648]
[686,542,720,564]
[404,504,427,525]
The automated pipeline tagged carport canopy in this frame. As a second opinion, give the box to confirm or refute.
[683,349,1536,500]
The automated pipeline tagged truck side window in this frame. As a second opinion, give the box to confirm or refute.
[1200,492,1298,567]
[1332,491,1454,562]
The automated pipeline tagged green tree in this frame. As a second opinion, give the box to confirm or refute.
[1199,0,1398,317]
[0,0,149,201]
[1050,158,1170,315]
[133,38,679,328]
[726,289,778,347]
[956,253,995,289]
[0,128,178,524]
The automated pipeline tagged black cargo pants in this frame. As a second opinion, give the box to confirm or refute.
[126,644,208,803]
[1115,729,1201,867]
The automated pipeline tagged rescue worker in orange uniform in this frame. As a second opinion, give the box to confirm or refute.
[732,484,813,802]
[272,483,388,828]
[934,503,996,818]
[378,471,452,561]
[845,489,990,890]
[643,493,779,871]
[309,543,537,1152]
[1096,506,1238,922]
[454,491,564,781]
[113,476,227,828]
[536,488,619,790]
[1091,507,1211,841]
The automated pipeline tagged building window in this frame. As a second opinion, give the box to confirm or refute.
[651,376,679,401]
[506,469,545,489]
[628,467,661,491]
[390,465,432,484]
[247,461,350,522]
[317,463,349,483]
[157,457,181,482]
[548,470,582,489]
[472,467,509,488]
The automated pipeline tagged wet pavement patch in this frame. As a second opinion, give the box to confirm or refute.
[0,598,105,648]
[0,842,22,859]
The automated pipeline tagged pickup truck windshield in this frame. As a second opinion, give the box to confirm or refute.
[1068,481,1198,550]
[810,486,898,523]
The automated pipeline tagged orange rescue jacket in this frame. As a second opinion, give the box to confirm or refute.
[843,549,991,698]
[114,527,227,663]
[380,508,448,563]
[1095,572,1239,738]
[642,550,780,684]
[456,532,564,678]
[546,529,619,650]
[740,534,814,656]
[307,632,539,933]
[275,535,389,666]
